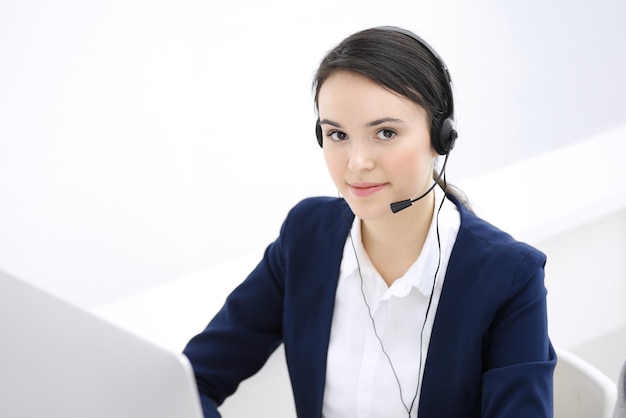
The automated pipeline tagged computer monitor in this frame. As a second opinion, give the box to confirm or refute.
[0,269,203,418]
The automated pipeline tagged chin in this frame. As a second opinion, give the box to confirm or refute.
[344,198,391,221]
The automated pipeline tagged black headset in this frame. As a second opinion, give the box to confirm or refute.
[315,26,458,156]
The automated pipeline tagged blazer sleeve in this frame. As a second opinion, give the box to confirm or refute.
[182,213,291,417]
[481,248,556,417]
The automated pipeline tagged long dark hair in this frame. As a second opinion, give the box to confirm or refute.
[312,27,470,209]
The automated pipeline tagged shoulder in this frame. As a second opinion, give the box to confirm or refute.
[276,197,352,248]
[446,196,548,313]
[451,195,546,267]
[285,196,352,228]
[448,195,547,298]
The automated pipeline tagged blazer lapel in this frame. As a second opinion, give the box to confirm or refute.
[417,206,485,417]
[284,199,353,418]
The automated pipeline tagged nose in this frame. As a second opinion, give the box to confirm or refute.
[347,139,375,173]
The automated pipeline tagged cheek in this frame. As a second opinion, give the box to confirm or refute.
[394,146,425,168]
[323,149,343,180]
[393,147,435,182]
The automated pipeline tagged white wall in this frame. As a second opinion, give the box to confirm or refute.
[1,0,626,307]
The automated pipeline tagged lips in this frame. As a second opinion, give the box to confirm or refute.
[348,182,386,197]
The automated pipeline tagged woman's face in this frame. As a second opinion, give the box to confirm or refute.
[317,71,436,221]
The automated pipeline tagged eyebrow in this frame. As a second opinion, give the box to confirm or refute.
[366,117,405,127]
[318,117,405,128]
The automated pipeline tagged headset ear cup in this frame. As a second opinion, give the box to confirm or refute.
[315,119,323,147]
[435,118,458,155]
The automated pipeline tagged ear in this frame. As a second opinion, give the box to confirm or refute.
[436,117,457,155]
[315,119,323,148]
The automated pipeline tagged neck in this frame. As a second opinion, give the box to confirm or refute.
[360,191,435,285]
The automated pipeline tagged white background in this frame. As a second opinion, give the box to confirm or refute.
[1,0,625,307]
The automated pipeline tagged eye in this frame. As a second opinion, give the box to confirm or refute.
[327,130,348,141]
[376,129,396,140]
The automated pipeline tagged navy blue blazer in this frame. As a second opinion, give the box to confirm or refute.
[183,196,556,417]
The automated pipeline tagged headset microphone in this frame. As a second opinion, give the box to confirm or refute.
[389,152,450,213]
[390,183,437,213]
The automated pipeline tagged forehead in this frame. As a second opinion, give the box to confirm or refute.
[317,71,424,120]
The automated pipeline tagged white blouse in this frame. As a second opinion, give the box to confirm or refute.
[322,188,460,418]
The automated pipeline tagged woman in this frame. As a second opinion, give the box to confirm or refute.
[183,26,556,417]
